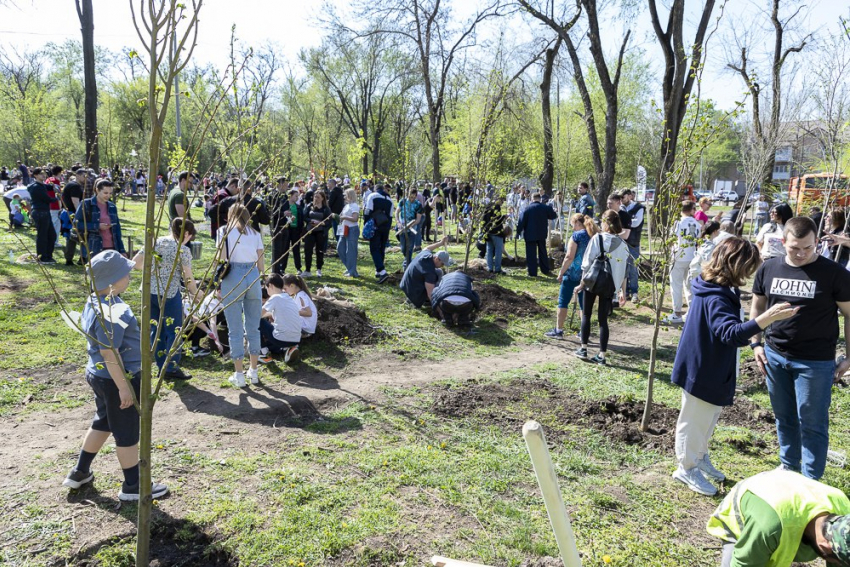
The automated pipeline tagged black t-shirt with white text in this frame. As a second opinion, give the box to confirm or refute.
[752,256,850,360]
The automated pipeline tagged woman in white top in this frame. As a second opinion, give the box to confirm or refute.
[574,210,630,364]
[756,203,793,261]
[216,204,264,387]
[336,188,360,277]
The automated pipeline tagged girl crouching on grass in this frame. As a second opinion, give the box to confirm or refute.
[283,274,317,337]
[259,273,301,364]
[671,238,798,496]
[63,250,168,502]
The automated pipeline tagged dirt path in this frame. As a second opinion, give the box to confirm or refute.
[0,320,671,486]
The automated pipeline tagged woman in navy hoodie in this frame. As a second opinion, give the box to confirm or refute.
[671,237,798,496]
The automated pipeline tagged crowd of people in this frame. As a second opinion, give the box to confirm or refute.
[7,161,850,565]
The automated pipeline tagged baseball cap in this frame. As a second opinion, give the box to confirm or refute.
[435,250,454,266]
[87,250,135,290]
[825,515,850,565]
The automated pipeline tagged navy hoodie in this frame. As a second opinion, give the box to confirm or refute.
[670,276,762,406]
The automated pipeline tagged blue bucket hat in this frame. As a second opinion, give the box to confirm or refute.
[87,250,135,290]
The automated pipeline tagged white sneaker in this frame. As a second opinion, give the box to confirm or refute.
[631,294,639,303]
[301,271,312,277]
[663,314,684,325]
[260,347,269,356]
[697,454,726,481]
[672,465,717,496]
[228,372,246,388]
[316,270,323,277]
[246,367,259,385]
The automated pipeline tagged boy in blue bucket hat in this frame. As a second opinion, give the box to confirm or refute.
[62,249,168,502]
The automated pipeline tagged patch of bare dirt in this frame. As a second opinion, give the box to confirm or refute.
[69,517,235,567]
[474,282,548,318]
[431,377,774,454]
[314,297,384,345]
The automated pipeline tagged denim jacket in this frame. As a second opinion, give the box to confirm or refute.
[74,196,126,259]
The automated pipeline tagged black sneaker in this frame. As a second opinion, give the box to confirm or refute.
[163,368,192,380]
[377,273,390,284]
[544,328,564,338]
[40,258,57,264]
[62,468,94,489]
[590,354,607,365]
[118,481,169,502]
[574,347,589,360]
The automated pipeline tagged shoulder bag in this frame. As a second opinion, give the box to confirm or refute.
[582,233,616,299]
[214,232,231,284]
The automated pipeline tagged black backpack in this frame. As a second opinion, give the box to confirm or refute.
[582,234,616,299]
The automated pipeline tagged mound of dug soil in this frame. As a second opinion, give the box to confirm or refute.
[432,378,774,453]
[474,283,548,318]
[314,297,384,345]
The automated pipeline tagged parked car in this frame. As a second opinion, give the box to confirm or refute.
[695,190,713,200]
[714,190,739,202]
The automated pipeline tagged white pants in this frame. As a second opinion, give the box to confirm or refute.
[50,210,61,246]
[669,259,691,313]
[675,390,723,470]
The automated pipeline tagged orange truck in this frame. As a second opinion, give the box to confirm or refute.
[789,173,850,215]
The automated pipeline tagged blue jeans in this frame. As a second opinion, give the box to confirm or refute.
[337,225,360,276]
[399,230,415,270]
[220,262,262,361]
[150,293,183,371]
[414,216,425,249]
[626,243,640,296]
[486,235,504,272]
[764,345,835,479]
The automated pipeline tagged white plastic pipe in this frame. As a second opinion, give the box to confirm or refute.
[431,557,496,567]
[523,420,582,567]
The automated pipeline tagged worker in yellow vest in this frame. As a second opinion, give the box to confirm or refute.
[707,469,850,566]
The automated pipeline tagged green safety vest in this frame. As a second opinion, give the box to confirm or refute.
[707,470,850,567]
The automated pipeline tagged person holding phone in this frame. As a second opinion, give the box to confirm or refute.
[750,216,850,480]
[75,179,126,262]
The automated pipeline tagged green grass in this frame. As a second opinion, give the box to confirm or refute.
[3,199,850,566]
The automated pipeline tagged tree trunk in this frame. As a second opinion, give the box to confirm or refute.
[429,114,441,183]
[539,38,562,197]
[77,0,99,170]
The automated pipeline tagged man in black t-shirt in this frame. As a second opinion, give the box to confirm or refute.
[61,169,88,265]
[751,216,850,480]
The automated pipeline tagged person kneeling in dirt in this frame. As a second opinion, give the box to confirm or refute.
[399,236,452,309]
[431,270,481,327]
[63,250,169,502]
[259,273,301,364]
[708,468,850,567]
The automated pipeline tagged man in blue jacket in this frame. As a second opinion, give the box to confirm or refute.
[517,192,557,277]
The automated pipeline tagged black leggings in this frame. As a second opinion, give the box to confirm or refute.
[580,290,612,352]
[303,229,327,271]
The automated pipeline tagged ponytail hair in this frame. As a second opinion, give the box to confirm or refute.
[282,273,312,299]
[571,212,597,237]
